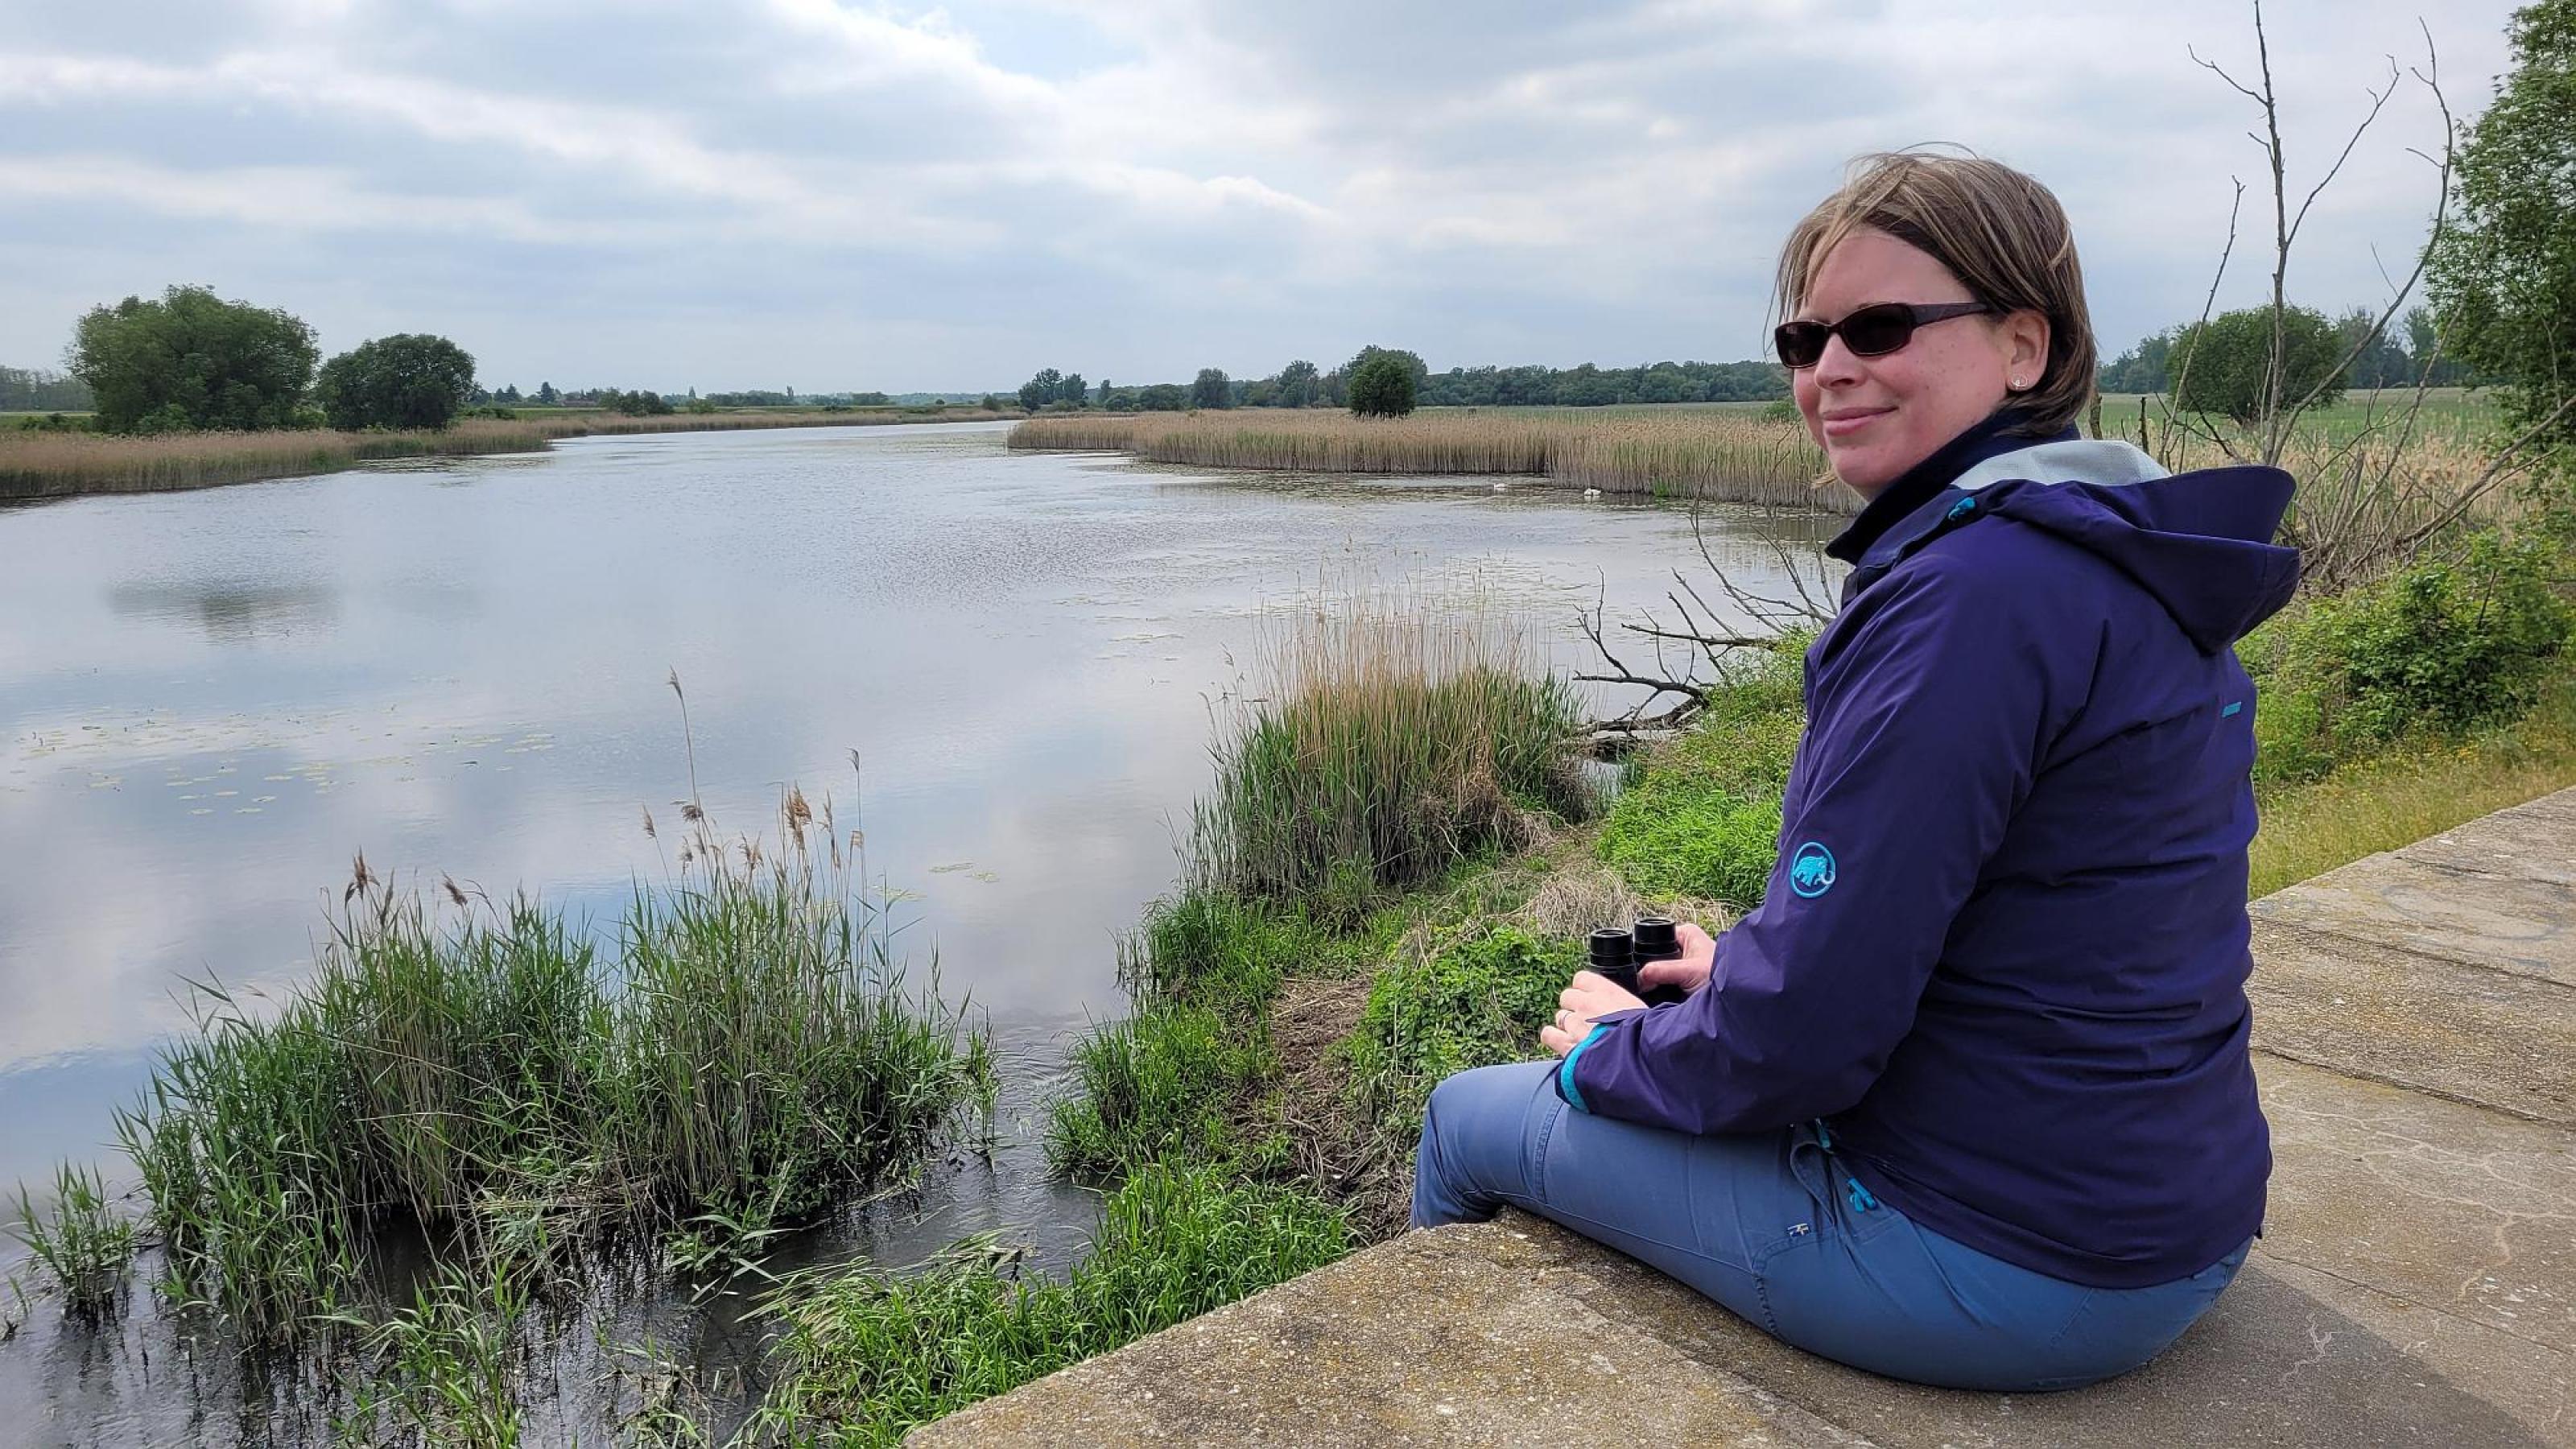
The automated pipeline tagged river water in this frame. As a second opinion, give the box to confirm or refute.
[0,419,1825,1442]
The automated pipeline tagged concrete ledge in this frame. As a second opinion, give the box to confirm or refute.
[918,1055,2572,1447]
[2248,914,2576,1125]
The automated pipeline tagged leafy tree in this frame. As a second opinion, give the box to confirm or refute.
[1138,383,1188,411]
[1342,345,1427,395]
[536,382,559,406]
[1059,372,1088,407]
[1191,368,1232,409]
[598,387,675,416]
[1348,352,1418,418]
[2169,305,2347,423]
[980,393,1004,411]
[2428,0,2576,449]
[68,284,318,433]
[1277,359,1321,408]
[314,333,477,431]
[1018,369,1064,411]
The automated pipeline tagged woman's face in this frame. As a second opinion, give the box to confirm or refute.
[1790,227,2049,497]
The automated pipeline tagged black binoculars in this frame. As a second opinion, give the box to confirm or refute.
[1587,915,1694,1006]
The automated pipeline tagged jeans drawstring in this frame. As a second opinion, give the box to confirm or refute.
[1813,1118,1878,1214]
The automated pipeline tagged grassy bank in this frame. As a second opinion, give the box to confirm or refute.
[0,407,1019,501]
[1009,407,1842,508]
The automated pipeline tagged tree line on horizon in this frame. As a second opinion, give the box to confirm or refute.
[1013,351,1790,415]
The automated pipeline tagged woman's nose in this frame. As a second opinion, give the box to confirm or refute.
[1812,334,1867,388]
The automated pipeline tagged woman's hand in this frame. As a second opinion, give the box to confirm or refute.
[1640,921,1717,996]
[1540,971,1645,1057]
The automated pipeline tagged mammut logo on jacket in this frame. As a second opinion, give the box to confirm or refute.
[1790,841,1838,898]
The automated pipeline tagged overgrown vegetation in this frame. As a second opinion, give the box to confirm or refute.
[66,798,993,1348]
[2246,530,2574,782]
[1594,644,1807,906]
[747,1163,1346,1447]
[1186,595,1595,920]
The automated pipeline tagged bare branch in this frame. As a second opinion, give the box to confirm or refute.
[2162,176,2248,465]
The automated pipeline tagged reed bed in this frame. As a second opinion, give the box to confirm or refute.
[572,407,1016,437]
[1010,408,1843,510]
[0,408,1018,501]
[99,799,992,1345]
[0,418,567,498]
[1186,584,1597,922]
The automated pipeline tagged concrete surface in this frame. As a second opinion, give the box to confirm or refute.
[914,788,2576,1447]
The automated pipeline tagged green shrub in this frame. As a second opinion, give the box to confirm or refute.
[1596,646,1806,905]
[750,1163,1347,1446]
[2252,534,2574,782]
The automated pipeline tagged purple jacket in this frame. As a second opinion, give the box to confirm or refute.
[1562,416,2297,1288]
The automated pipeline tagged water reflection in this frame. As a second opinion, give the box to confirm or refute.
[106,581,345,644]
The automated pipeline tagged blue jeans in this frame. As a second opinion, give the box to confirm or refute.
[1412,1061,2249,1392]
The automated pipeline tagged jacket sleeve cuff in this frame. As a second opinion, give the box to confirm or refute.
[1555,1023,1612,1113]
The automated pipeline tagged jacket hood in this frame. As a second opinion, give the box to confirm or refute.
[1868,438,2301,654]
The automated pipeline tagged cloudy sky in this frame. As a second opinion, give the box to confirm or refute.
[0,1,2519,396]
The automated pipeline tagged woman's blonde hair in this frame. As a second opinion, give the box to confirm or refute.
[1776,150,2096,437]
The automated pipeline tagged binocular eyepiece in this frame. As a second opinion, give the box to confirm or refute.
[1587,915,1691,1005]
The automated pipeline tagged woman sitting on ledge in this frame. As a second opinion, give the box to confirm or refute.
[1410,151,2297,1393]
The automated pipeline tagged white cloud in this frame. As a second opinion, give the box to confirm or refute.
[0,0,2521,389]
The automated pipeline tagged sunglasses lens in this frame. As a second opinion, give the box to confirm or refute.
[1839,304,1918,357]
[1773,322,1827,368]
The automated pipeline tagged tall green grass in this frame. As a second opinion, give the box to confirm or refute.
[8,1164,135,1317]
[748,1162,1346,1447]
[100,802,992,1345]
[1187,592,1596,923]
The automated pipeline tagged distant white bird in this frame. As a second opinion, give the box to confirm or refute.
[1492,481,1507,492]
[1583,488,1603,499]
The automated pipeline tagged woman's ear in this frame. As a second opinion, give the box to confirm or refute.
[2002,309,2050,393]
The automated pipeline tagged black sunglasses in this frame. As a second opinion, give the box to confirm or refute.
[1773,300,1993,369]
